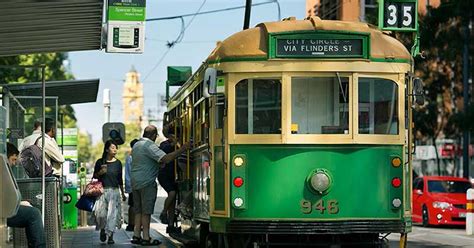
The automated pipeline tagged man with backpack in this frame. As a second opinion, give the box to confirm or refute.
[18,120,42,153]
[19,118,64,177]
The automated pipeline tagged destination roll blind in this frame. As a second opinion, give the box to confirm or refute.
[276,38,363,58]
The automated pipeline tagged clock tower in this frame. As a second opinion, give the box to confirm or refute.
[122,66,144,125]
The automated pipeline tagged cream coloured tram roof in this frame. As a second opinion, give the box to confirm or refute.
[206,16,411,62]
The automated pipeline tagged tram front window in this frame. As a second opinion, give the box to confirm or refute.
[358,77,398,135]
[291,77,349,134]
[235,79,281,134]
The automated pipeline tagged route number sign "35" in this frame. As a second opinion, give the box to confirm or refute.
[379,0,418,32]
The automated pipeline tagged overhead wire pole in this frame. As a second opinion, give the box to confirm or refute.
[243,0,252,30]
[462,14,471,179]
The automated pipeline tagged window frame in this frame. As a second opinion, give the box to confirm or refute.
[353,73,404,144]
[228,72,405,145]
[285,72,354,144]
[228,73,283,144]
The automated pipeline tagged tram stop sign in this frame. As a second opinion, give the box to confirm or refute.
[378,0,418,32]
[102,122,126,145]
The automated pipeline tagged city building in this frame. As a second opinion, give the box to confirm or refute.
[306,0,441,21]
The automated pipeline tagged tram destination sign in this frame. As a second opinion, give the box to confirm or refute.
[275,38,364,58]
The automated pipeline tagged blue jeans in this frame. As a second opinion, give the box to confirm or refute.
[7,205,46,248]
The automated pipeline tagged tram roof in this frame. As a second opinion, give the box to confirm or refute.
[207,16,411,63]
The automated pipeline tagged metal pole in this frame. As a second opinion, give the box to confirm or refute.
[243,0,252,30]
[60,113,64,153]
[41,65,46,224]
[463,18,471,179]
[103,89,111,123]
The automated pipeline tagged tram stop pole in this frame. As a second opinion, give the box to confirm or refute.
[467,188,474,235]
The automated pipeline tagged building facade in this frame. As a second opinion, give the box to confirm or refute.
[306,0,441,21]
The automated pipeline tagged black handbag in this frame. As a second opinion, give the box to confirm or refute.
[75,194,96,212]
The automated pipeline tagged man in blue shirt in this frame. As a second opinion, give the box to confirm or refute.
[130,125,189,246]
[124,138,138,232]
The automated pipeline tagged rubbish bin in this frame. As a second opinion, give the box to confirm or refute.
[13,177,61,248]
[62,187,78,229]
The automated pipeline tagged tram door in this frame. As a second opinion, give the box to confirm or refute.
[210,94,227,216]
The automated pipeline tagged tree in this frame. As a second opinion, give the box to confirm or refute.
[1,53,78,129]
[77,131,93,164]
[412,0,473,175]
[0,53,73,83]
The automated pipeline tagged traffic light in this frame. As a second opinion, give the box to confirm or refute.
[78,166,87,179]
[102,122,126,145]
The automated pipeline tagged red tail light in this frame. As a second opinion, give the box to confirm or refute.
[233,177,244,187]
[391,177,401,188]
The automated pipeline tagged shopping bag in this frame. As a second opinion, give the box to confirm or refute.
[75,195,96,212]
[84,180,103,198]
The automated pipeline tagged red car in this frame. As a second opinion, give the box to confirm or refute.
[412,176,472,226]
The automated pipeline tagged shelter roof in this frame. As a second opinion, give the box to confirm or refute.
[0,0,103,56]
[4,79,99,106]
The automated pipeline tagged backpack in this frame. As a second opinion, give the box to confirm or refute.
[20,136,53,178]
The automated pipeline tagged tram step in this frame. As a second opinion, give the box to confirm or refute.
[169,232,199,245]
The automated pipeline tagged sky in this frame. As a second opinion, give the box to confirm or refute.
[69,0,307,143]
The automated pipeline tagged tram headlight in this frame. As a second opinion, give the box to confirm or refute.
[309,170,331,194]
[433,201,451,209]
[233,156,244,167]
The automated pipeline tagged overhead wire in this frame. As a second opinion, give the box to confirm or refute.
[142,0,281,82]
[143,0,207,82]
[145,0,281,22]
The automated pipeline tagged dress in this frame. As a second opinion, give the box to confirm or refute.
[92,159,123,235]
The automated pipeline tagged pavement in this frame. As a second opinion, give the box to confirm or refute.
[61,187,179,248]
[387,225,474,248]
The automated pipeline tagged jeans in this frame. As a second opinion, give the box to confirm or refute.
[7,205,46,248]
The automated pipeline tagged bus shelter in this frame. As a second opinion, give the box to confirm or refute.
[0,79,99,248]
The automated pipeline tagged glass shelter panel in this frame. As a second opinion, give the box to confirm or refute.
[291,77,349,134]
[358,78,398,135]
[8,96,58,147]
[235,79,281,134]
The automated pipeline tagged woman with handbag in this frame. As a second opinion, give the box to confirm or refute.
[92,140,127,244]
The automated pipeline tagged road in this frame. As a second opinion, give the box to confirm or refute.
[137,191,474,247]
[388,225,474,248]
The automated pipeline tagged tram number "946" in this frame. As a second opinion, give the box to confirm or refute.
[300,199,339,214]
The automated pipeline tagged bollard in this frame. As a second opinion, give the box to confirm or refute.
[467,188,474,235]
[78,165,88,226]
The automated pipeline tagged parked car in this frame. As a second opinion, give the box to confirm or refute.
[412,176,472,226]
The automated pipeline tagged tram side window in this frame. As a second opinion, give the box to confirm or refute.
[291,77,349,134]
[358,78,398,135]
[235,79,281,134]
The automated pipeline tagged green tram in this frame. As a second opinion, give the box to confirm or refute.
[164,16,421,247]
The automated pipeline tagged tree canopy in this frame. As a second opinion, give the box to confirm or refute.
[413,0,473,142]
